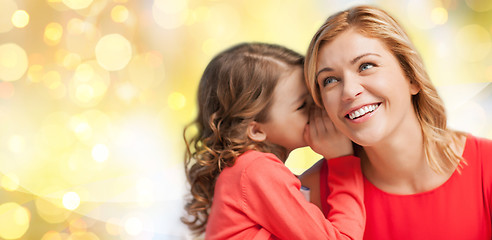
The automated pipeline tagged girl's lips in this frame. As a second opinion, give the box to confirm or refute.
[345,103,381,120]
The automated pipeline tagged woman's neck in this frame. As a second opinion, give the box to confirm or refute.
[358,121,454,195]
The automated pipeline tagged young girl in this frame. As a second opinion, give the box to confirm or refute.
[182,43,365,239]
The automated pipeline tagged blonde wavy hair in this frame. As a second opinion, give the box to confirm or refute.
[182,43,304,234]
[304,5,465,173]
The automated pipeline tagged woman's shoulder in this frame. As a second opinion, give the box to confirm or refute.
[467,134,492,145]
[461,134,492,170]
[463,134,492,154]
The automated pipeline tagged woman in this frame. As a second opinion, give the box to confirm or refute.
[301,5,492,239]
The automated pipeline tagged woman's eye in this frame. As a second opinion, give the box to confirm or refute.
[360,63,374,72]
[323,77,339,86]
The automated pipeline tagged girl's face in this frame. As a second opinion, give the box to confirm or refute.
[315,29,420,146]
[259,66,310,152]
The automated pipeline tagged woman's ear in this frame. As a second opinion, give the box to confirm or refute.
[247,121,267,142]
[409,80,420,95]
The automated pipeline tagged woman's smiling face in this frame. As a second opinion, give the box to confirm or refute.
[315,28,420,146]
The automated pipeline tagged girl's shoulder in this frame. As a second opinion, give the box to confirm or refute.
[236,150,283,167]
[222,150,285,176]
[236,150,296,182]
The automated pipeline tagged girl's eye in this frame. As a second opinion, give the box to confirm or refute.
[322,77,339,87]
[297,101,307,110]
[360,63,375,72]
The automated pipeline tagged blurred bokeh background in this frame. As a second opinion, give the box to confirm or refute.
[0,0,491,239]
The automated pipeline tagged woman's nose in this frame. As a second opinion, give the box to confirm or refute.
[341,74,363,101]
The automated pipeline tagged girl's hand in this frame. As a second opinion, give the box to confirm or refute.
[303,106,353,159]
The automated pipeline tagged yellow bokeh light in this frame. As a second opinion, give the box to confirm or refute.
[431,7,448,25]
[407,1,436,29]
[62,191,80,210]
[0,43,28,82]
[41,231,64,240]
[69,218,87,233]
[111,5,128,23]
[125,217,142,236]
[137,178,154,207]
[63,52,82,70]
[465,0,492,12]
[152,1,189,29]
[105,218,121,235]
[0,202,30,239]
[43,70,62,89]
[204,4,240,40]
[66,19,100,59]
[49,83,67,99]
[27,64,44,82]
[73,121,93,141]
[67,232,100,240]
[75,84,95,103]
[44,22,63,46]
[74,63,95,82]
[116,82,137,102]
[92,144,109,162]
[69,110,111,145]
[8,135,24,153]
[11,10,29,28]
[0,0,17,33]
[29,53,46,65]
[62,0,93,10]
[487,65,492,82]
[126,52,165,90]
[202,38,220,56]
[0,82,15,99]
[1,173,20,191]
[61,151,98,185]
[186,6,210,25]
[154,0,187,14]
[67,18,85,35]
[168,92,186,110]
[39,123,74,150]
[54,48,69,65]
[455,24,492,62]
[95,34,132,71]
[69,61,111,107]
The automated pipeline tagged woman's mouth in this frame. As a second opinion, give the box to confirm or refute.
[346,103,381,120]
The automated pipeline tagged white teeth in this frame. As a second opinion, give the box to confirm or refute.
[348,104,379,120]
[354,110,361,118]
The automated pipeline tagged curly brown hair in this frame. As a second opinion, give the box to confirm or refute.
[182,43,304,235]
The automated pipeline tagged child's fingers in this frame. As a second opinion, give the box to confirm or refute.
[303,124,312,146]
[312,107,326,135]
[308,106,319,138]
[320,109,335,133]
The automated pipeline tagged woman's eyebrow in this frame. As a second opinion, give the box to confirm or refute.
[350,53,381,64]
[316,66,333,80]
[316,53,381,80]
